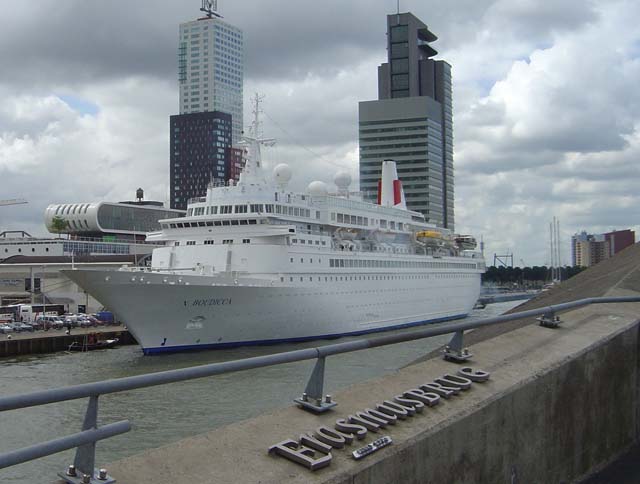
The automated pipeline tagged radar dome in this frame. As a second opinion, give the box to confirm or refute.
[307,181,329,196]
[273,163,292,185]
[334,171,352,190]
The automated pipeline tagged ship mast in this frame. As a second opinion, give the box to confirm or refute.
[237,94,275,186]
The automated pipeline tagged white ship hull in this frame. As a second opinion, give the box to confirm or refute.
[64,268,481,354]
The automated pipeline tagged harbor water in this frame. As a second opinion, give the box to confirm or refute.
[0,301,519,483]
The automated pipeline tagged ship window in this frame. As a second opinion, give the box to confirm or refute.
[231,220,239,225]
[300,258,303,263]
[222,220,230,226]
[292,239,297,243]
[186,241,196,245]
[223,239,233,244]
[380,220,387,228]
[249,220,257,224]
[220,205,233,214]
[315,241,319,245]
[305,209,310,217]
[275,205,281,214]
[331,213,336,221]
[330,259,335,267]
[288,207,294,215]
[206,221,213,226]
[214,221,222,226]
[234,205,247,213]
[240,220,248,225]
[265,204,273,213]
[290,277,293,282]
[339,260,345,268]
[322,241,326,245]
[211,206,218,214]
[204,240,214,245]
[290,258,294,263]
[300,240,305,244]
[357,216,363,225]
[351,215,357,224]
[398,222,403,230]
[280,277,284,282]
[337,214,343,223]
[294,208,300,216]
[176,223,184,228]
[390,221,396,229]
[198,222,205,227]
[243,239,250,244]
[187,209,194,216]
[316,211,320,219]
[190,222,198,227]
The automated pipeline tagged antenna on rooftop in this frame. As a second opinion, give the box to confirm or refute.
[200,0,222,19]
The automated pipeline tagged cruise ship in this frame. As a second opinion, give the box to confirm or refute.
[64,112,485,354]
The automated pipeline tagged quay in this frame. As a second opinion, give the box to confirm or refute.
[0,326,135,358]
[65,244,640,483]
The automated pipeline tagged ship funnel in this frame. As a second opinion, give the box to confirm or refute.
[377,160,406,209]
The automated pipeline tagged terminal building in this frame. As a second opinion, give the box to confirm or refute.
[0,193,184,312]
[359,12,454,229]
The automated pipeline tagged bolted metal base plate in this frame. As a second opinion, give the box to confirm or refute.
[57,469,116,484]
[294,397,337,414]
[443,349,473,363]
[537,316,561,328]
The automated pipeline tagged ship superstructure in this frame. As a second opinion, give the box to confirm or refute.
[65,101,484,354]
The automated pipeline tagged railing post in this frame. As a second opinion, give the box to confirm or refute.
[537,311,562,328]
[59,395,117,484]
[443,330,472,362]
[294,356,337,413]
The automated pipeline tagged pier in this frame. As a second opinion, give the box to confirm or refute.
[0,326,134,358]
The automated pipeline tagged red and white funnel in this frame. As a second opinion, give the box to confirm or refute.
[377,160,406,209]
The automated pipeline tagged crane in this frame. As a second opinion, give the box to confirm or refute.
[0,199,28,207]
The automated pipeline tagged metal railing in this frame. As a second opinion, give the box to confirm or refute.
[0,296,638,483]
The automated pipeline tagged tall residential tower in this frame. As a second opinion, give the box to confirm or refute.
[359,13,454,229]
[178,1,243,143]
[170,1,245,210]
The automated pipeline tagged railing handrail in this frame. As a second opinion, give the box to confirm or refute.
[1,295,638,413]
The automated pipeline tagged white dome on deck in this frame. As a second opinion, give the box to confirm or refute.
[307,181,329,196]
[334,171,352,190]
[273,163,292,186]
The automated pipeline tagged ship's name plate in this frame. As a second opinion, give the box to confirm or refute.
[185,298,232,307]
[268,366,490,471]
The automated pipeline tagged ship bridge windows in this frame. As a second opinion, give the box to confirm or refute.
[235,205,248,213]
[250,204,264,213]
[204,239,214,245]
[194,207,205,216]
[186,241,196,245]
[220,205,233,214]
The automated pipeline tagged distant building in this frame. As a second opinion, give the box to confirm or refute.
[228,146,246,182]
[178,6,243,144]
[44,199,184,240]
[359,12,454,229]
[170,111,232,210]
[571,229,635,267]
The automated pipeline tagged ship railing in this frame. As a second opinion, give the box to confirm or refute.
[1,296,639,483]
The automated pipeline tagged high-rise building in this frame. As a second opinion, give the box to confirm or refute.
[359,12,454,229]
[170,111,232,210]
[178,3,243,144]
[571,229,635,267]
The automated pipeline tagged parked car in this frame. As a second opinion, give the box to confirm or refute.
[0,323,13,334]
[36,315,64,330]
[10,322,35,332]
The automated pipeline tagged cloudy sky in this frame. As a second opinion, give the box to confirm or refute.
[0,0,638,266]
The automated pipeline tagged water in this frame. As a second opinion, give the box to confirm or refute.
[0,301,519,483]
